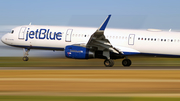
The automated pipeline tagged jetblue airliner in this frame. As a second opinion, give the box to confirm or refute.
[1,15,180,67]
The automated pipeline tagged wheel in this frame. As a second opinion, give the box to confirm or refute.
[122,59,131,67]
[23,56,29,61]
[104,59,114,67]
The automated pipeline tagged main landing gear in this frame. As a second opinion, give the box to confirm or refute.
[104,59,114,67]
[22,48,30,61]
[104,58,132,67]
[122,59,131,67]
[103,54,132,67]
[103,51,115,67]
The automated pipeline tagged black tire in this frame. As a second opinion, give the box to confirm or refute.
[23,57,29,61]
[122,59,131,67]
[104,59,114,67]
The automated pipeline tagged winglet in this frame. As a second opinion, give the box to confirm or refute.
[98,15,111,31]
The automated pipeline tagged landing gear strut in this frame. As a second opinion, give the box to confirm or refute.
[104,59,114,67]
[23,48,30,61]
[103,51,114,67]
[122,59,131,67]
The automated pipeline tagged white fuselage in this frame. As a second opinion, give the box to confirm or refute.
[2,25,180,56]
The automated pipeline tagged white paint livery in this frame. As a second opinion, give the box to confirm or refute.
[1,15,180,67]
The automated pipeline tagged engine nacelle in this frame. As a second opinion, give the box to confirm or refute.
[65,45,94,59]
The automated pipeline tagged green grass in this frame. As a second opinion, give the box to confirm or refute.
[0,96,180,101]
[0,56,180,67]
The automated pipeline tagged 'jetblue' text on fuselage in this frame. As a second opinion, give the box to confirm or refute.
[25,28,62,41]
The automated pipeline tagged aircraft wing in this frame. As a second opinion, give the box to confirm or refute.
[86,15,121,54]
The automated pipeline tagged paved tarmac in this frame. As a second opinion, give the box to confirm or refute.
[1,66,180,70]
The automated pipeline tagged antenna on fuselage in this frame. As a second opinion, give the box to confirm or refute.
[29,22,32,25]
[169,29,171,32]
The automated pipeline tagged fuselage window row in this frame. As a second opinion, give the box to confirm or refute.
[72,34,129,40]
[138,37,179,42]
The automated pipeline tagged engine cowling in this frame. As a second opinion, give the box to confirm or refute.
[65,45,94,59]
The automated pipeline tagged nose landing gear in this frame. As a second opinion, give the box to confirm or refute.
[23,48,30,61]
[23,56,29,61]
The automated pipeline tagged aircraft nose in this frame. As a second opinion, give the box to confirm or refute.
[1,34,7,44]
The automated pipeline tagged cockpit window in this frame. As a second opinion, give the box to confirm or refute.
[11,30,14,34]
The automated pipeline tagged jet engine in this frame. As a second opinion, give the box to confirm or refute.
[65,45,94,59]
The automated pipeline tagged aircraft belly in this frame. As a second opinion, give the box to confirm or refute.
[134,42,180,56]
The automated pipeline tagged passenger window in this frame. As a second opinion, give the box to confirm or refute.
[138,38,140,40]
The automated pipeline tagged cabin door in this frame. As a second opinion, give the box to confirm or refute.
[18,27,27,39]
[65,29,73,42]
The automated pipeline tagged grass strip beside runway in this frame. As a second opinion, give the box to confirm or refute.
[1,96,180,101]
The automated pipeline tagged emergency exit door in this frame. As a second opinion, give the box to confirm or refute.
[128,34,135,45]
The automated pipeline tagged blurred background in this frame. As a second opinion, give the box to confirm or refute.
[1,0,180,57]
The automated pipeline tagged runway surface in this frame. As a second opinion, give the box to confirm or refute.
[1,67,180,97]
[1,66,180,70]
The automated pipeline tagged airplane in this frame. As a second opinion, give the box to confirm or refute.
[1,15,180,67]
